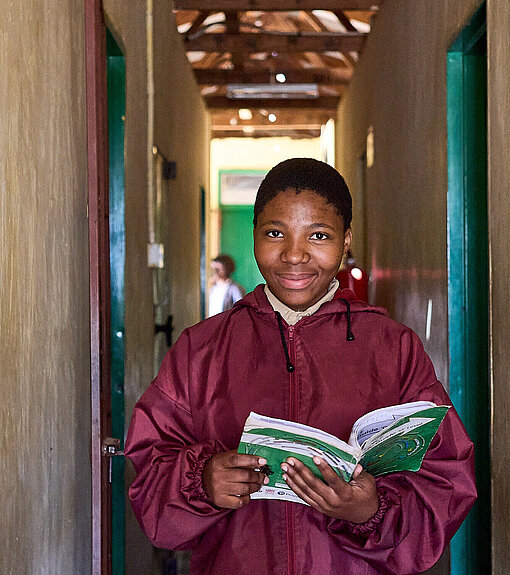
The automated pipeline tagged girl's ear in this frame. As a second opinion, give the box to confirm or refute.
[343,228,353,254]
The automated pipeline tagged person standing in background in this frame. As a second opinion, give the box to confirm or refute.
[208,254,246,316]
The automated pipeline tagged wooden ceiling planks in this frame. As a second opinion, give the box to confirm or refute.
[174,1,381,11]
[185,32,366,53]
[173,2,383,137]
[193,67,352,85]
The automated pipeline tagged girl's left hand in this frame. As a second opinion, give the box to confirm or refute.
[281,458,379,523]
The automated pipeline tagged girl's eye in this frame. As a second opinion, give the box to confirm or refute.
[266,230,283,238]
[310,232,329,240]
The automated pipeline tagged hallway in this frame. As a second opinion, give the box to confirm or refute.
[1,1,510,574]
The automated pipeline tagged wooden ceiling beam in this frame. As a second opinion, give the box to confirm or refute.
[212,129,321,139]
[185,11,213,37]
[185,32,365,53]
[334,10,358,32]
[213,124,323,132]
[205,94,339,109]
[174,1,381,10]
[196,51,226,68]
[194,67,351,84]
[213,123,325,130]
[304,11,330,32]
[224,11,245,68]
[211,109,334,125]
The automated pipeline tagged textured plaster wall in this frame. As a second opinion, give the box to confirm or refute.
[104,2,210,573]
[336,0,481,386]
[152,6,210,339]
[487,2,510,571]
[0,2,91,574]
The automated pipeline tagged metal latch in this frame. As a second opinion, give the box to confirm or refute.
[102,437,124,457]
[102,437,124,483]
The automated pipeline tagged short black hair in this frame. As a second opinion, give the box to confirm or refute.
[253,158,352,230]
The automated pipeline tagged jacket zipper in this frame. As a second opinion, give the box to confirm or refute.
[286,325,296,575]
[288,326,295,419]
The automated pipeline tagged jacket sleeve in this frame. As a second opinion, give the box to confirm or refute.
[327,328,477,574]
[124,330,230,550]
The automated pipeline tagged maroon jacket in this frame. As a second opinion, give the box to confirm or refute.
[125,286,476,575]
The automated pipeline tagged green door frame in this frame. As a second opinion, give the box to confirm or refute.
[447,4,490,574]
[107,28,126,575]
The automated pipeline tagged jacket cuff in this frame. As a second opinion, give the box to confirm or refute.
[346,489,391,535]
[190,450,216,502]
[182,441,226,506]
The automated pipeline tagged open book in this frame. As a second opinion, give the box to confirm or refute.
[238,401,450,504]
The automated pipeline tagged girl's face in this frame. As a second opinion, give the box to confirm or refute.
[254,188,352,311]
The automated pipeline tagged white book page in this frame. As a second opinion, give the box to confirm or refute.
[347,401,437,449]
[245,412,354,453]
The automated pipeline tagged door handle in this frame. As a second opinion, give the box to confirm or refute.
[102,437,124,484]
[102,437,124,457]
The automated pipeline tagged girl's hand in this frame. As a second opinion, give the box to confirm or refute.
[281,458,379,523]
[203,450,269,509]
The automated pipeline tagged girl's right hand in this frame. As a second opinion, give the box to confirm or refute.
[203,450,269,509]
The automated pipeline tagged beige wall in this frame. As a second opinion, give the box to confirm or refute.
[104,1,210,573]
[153,6,210,339]
[336,0,481,385]
[337,0,510,573]
[0,2,91,574]
[487,2,510,571]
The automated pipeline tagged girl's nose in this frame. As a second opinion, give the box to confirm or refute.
[281,240,310,264]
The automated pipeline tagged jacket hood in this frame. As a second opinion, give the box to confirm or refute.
[234,285,388,373]
[234,283,388,319]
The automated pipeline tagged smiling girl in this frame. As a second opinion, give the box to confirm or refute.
[125,158,476,575]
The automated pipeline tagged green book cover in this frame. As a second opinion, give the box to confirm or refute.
[359,406,449,476]
[238,402,450,505]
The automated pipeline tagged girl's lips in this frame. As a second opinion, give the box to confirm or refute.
[277,273,316,290]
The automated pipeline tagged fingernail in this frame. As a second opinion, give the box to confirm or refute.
[282,473,288,481]
[263,476,269,485]
[258,458,267,465]
[287,458,295,466]
[281,464,288,473]
[313,457,322,465]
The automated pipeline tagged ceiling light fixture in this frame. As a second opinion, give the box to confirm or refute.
[226,83,319,100]
[238,108,253,120]
[275,73,287,83]
[268,114,277,123]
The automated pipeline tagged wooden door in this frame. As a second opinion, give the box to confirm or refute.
[85,1,113,573]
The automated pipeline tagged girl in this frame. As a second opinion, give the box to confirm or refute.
[125,158,476,575]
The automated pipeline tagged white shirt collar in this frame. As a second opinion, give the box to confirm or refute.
[264,278,339,326]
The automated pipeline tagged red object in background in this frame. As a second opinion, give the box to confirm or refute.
[336,254,369,302]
